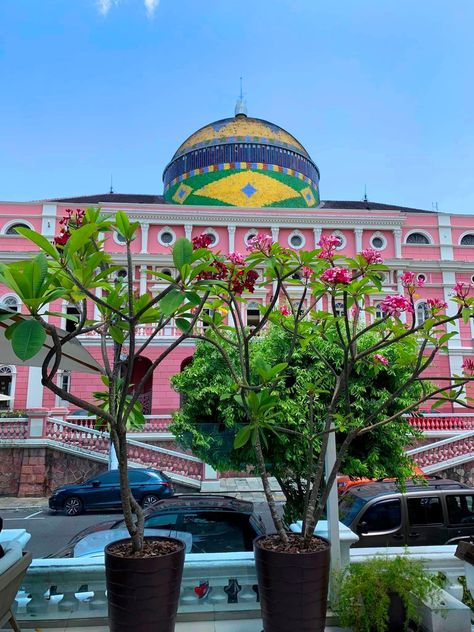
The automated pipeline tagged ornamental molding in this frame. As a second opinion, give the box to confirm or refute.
[101,209,407,229]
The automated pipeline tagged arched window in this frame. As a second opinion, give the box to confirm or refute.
[406,232,430,245]
[416,301,429,326]
[4,222,31,236]
[460,234,474,246]
[375,303,384,319]
[246,301,261,329]
[0,296,19,313]
[0,365,15,409]
[334,302,344,317]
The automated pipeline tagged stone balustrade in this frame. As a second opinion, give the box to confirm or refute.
[407,430,474,470]
[12,547,466,626]
[45,417,204,482]
[0,418,28,439]
[409,415,474,432]
[65,414,172,433]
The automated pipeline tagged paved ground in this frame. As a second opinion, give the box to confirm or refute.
[21,624,347,631]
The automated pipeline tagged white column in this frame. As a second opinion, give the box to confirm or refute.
[140,266,147,295]
[26,367,43,408]
[41,204,57,238]
[354,228,363,253]
[140,223,149,254]
[184,223,193,240]
[325,428,341,587]
[393,229,402,259]
[443,271,462,345]
[395,271,406,323]
[227,225,236,252]
[94,286,103,321]
[438,215,453,261]
[313,227,322,247]
[271,225,279,242]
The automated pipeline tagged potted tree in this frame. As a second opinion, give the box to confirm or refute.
[0,209,213,631]
[183,233,474,632]
[334,554,440,632]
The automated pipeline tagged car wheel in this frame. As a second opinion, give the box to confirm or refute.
[64,496,83,516]
[141,494,159,510]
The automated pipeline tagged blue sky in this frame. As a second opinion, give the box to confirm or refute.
[1,0,473,213]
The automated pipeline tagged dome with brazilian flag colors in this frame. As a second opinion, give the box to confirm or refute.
[162,105,320,208]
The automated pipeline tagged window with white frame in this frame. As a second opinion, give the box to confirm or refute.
[370,232,387,250]
[0,295,19,313]
[158,227,176,246]
[334,302,344,317]
[244,230,258,245]
[3,222,32,236]
[65,305,80,333]
[57,370,71,405]
[375,303,385,319]
[406,232,431,245]
[113,231,127,245]
[332,231,346,250]
[460,233,474,246]
[246,301,261,329]
[203,228,218,246]
[416,301,429,326]
[288,231,305,249]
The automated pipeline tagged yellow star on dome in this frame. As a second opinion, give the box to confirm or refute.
[195,170,298,207]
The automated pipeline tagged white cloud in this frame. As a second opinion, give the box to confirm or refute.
[144,0,160,18]
[96,0,119,16]
[95,0,159,18]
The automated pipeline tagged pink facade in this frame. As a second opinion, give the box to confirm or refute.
[0,196,473,415]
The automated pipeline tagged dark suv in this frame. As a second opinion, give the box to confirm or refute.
[48,468,174,515]
[50,495,265,556]
[339,478,474,547]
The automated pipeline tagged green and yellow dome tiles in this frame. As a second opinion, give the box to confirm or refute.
[162,112,320,208]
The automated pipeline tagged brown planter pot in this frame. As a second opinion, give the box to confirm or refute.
[105,536,185,632]
[254,534,331,632]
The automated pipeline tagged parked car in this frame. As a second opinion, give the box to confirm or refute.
[49,494,265,557]
[339,477,474,547]
[48,468,174,516]
[71,528,193,558]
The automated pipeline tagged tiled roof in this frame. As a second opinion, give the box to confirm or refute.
[43,193,434,213]
[48,193,165,204]
[319,200,434,213]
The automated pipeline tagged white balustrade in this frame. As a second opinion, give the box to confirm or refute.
[12,547,467,625]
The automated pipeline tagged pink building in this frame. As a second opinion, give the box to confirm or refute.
[0,108,473,417]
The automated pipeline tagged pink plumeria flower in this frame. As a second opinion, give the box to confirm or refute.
[453,281,472,300]
[246,233,273,255]
[380,295,414,317]
[400,271,425,295]
[361,248,384,265]
[461,358,474,376]
[317,234,341,260]
[320,267,352,285]
[427,298,448,312]
[373,354,389,366]
[302,266,313,279]
[279,305,291,317]
[228,251,245,266]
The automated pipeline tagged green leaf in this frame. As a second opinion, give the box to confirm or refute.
[11,319,46,361]
[234,425,252,449]
[175,317,192,333]
[15,228,60,260]
[159,288,184,315]
[64,224,97,260]
[172,238,193,270]
[462,307,471,324]
[5,320,22,340]
[115,211,132,241]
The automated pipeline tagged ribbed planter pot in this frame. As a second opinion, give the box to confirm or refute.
[105,536,185,632]
[254,534,331,632]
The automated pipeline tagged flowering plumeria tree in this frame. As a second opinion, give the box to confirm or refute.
[190,232,474,547]
[0,208,214,553]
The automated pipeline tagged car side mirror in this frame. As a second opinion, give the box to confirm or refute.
[357,521,368,535]
[91,480,100,488]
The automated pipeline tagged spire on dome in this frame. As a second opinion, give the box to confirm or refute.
[235,76,247,117]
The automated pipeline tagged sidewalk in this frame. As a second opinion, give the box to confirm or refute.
[0,477,284,510]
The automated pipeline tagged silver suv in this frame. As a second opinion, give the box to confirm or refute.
[339,478,474,547]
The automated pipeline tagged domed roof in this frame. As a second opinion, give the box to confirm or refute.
[163,111,320,208]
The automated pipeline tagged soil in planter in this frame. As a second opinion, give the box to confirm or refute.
[258,532,328,554]
[107,537,181,558]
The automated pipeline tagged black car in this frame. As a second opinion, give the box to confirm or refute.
[50,494,265,556]
[48,468,174,516]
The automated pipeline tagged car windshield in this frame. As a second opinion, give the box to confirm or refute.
[339,494,368,526]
